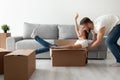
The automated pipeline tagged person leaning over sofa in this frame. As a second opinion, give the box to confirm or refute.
[78,14,120,67]
[31,14,90,55]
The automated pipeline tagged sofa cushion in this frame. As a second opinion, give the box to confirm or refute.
[16,39,55,49]
[33,24,58,39]
[23,22,40,39]
[58,25,78,39]
[88,40,107,51]
[88,40,99,51]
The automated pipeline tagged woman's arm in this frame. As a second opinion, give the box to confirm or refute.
[74,14,80,38]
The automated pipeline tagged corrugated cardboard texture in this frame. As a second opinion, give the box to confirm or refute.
[0,33,11,49]
[0,48,11,74]
[51,49,87,66]
[51,40,88,66]
[4,50,36,80]
[54,40,76,46]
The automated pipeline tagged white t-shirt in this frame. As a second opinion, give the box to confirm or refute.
[74,39,88,48]
[93,14,120,36]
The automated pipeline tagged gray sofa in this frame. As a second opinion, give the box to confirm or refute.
[6,22,107,59]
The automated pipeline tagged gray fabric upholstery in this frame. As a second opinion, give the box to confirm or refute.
[88,37,107,59]
[36,52,50,58]
[16,39,54,49]
[88,31,93,40]
[23,22,40,39]
[6,36,23,50]
[33,24,58,39]
[88,40,100,51]
[15,39,54,59]
[88,37,107,51]
[16,39,41,49]
[88,51,107,59]
[58,25,78,39]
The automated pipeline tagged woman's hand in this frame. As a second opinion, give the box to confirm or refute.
[51,46,56,49]
[75,14,79,20]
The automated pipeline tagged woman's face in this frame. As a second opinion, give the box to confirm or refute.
[81,23,93,30]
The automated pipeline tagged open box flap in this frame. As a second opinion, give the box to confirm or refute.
[0,48,12,52]
[5,50,35,56]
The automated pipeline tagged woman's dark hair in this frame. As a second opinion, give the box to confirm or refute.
[80,17,93,25]
[84,30,90,39]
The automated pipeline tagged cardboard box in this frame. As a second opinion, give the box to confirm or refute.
[55,39,76,46]
[50,40,88,66]
[0,48,11,74]
[4,50,36,80]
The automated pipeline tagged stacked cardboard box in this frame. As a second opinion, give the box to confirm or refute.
[50,40,88,66]
[4,50,36,80]
[0,48,11,74]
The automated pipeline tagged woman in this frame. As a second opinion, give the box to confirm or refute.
[31,14,90,54]
[51,14,90,49]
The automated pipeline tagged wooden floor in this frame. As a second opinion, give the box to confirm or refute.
[0,53,120,80]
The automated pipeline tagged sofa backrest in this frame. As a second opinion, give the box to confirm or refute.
[23,22,92,40]
[23,22,58,39]
[58,25,78,39]
[23,22,40,39]
[33,24,58,39]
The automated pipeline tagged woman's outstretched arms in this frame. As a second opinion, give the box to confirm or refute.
[74,14,80,38]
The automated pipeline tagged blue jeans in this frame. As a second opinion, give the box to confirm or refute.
[105,24,120,63]
[35,36,58,54]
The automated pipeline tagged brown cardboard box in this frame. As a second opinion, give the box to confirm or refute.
[0,48,11,74]
[55,39,76,46]
[4,50,36,80]
[0,33,11,49]
[50,40,88,66]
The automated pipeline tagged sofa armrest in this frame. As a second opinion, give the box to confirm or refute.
[6,36,23,50]
[88,36,107,59]
[98,37,107,50]
[89,36,107,51]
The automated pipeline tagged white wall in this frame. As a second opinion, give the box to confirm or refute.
[0,0,120,36]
